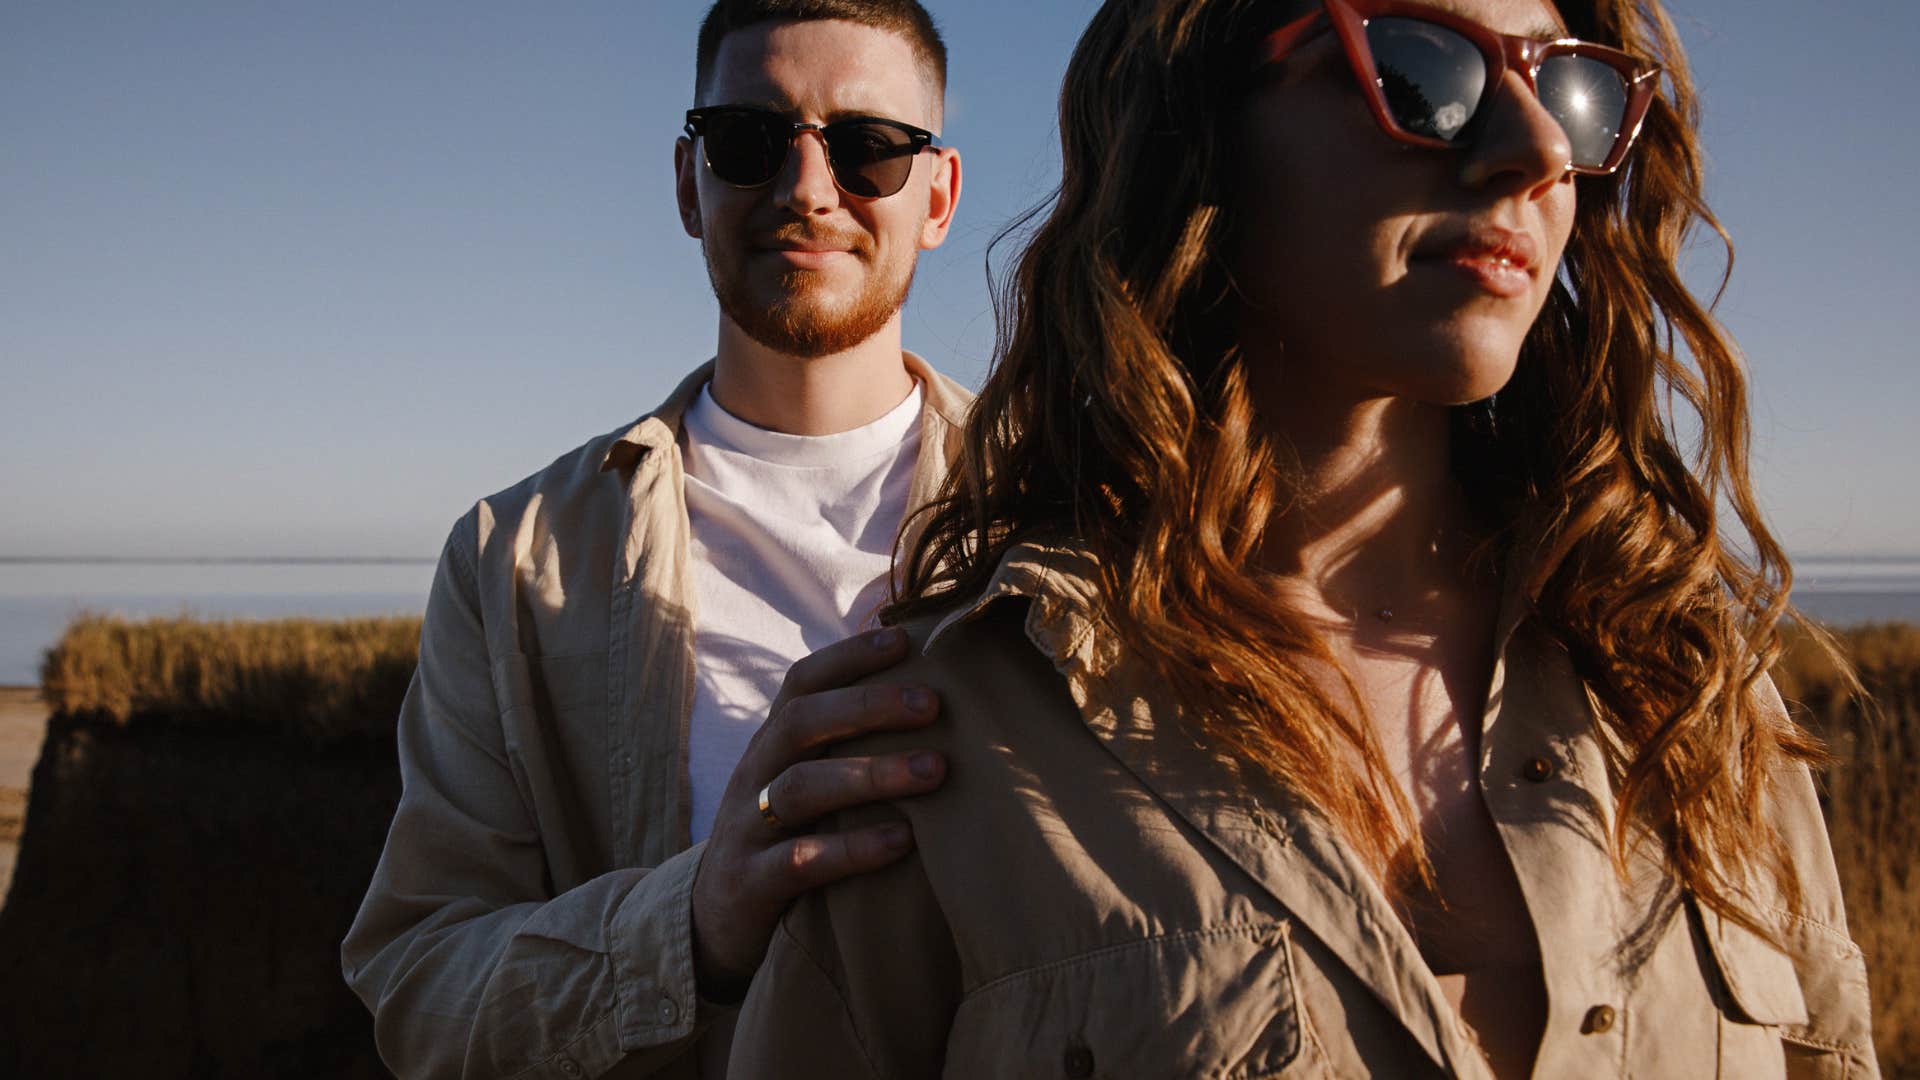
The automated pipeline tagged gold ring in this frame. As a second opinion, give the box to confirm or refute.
[757,784,785,832]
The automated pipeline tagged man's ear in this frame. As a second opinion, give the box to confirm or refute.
[675,136,704,239]
[918,147,961,251]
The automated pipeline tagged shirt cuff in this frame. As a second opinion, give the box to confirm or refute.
[610,841,707,1051]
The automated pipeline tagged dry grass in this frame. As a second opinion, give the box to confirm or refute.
[38,613,420,745]
[1776,620,1920,1071]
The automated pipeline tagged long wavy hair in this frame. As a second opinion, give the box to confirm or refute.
[893,0,1851,929]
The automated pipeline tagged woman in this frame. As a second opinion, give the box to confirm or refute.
[727,0,1878,1076]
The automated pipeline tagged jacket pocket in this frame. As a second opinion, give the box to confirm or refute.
[941,921,1321,1080]
[1700,906,1809,1078]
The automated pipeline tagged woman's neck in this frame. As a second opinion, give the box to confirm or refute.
[1255,393,1484,624]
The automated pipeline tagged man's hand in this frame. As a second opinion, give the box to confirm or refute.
[689,626,944,999]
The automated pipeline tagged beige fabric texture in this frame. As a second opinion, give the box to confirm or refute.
[340,354,972,1080]
[727,544,1880,1080]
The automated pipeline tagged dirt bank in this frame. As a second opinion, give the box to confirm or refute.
[0,686,48,905]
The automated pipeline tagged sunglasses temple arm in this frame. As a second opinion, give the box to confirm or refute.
[1259,10,1332,66]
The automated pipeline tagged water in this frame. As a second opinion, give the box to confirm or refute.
[1792,557,1920,627]
[0,560,435,686]
[0,556,1915,688]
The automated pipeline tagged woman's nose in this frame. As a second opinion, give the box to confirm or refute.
[1459,69,1573,197]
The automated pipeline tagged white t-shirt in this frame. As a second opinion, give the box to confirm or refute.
[681,381,924,843]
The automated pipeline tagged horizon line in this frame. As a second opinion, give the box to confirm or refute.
[0,556,437,566]
[2,553,1918,566]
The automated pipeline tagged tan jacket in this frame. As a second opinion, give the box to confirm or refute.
[341,355,973,1079]
[728,544,1880,1079]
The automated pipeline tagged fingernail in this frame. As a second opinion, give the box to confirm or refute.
[873,627,906,651]
[909,751,940,780]
[881,823,912,849]
[902,687,933,713]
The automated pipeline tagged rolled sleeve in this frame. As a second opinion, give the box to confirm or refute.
[610,841,704,1048]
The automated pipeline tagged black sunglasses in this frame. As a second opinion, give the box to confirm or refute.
[683,106,939,200]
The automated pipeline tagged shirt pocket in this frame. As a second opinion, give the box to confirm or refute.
[1699,907,1809,1078]
[941,921,1323,1080]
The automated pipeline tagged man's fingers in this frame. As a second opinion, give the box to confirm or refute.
[759,822,916,899]
[762,753,945,832]
[764,683,938,764]
[774,627,911,702]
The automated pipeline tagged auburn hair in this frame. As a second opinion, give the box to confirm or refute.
[892,0,1845,930]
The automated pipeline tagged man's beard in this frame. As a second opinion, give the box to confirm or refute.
[705,243,915,359]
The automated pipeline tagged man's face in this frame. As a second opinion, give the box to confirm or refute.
[675,19,960,358]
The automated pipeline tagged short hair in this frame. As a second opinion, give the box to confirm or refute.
[694,0,948,104]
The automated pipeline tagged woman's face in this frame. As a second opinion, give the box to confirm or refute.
[1229,0,1579,409]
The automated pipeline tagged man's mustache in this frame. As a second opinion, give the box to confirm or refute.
[748,222,871,256]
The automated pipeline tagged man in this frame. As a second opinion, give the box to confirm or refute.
[341,2,966,1076]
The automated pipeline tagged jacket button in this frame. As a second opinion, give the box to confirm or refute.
[1584,1004,1617,1033]
[558,1057,583,1078]
[657,996,679,1025]
[1063,1044,1095,1078]
[1522,756,1556,782]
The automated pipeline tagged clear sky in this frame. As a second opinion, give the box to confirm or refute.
[3,1,1915,559]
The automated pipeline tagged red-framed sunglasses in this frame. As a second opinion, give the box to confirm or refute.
[1259,0,1661,175]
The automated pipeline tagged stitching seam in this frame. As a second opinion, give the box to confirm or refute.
[1780,1029,1862,1054]
[961,922,1289,998]
[1765,904,1861,951]
[506,1006,618,1079]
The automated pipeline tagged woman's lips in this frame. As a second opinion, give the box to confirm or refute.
[1413,225,1539,299]
[1433,251,1533,298]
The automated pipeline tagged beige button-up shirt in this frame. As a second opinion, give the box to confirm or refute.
[727,544,1880,1079]
[341,355,972,1079]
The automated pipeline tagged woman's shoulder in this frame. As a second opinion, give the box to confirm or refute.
[864,597,1079,756]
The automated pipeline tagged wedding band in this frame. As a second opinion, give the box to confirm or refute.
[757,784,786,832]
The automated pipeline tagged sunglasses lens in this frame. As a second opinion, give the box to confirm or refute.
[1366,17,1487,142]
[1536,55,1631,169]
[703,111,787,186]
[823,121,919,198]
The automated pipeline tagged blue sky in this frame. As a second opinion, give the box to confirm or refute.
[3,0,1915,559]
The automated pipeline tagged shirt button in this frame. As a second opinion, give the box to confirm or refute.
[557,1057,583,1078]
[1522,756,1557,783]
[1584,1004,1617,1034]
[657,996,679,1025]
[1063,1044,1095,1077]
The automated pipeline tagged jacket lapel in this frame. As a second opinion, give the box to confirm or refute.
[1067,655,1492,1079]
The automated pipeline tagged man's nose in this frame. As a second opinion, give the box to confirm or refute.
[771,128,840,215]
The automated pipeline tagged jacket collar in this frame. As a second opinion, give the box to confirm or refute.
[925,539,1539,686]
[597,351,969,475]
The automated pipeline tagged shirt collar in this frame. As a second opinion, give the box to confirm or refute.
[598,350,967,475]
